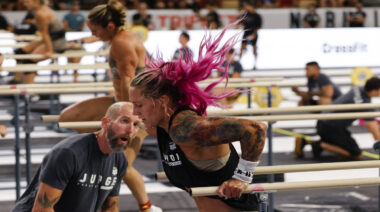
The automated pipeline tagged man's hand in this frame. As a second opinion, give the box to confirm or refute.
[217,179,249,199]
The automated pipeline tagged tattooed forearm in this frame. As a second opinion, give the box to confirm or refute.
[240,122,266,161]
[37,192,59,208]
[170,114,243,145]
[194,120,242,146]
[170,111,267,161]
[101,200,117,211]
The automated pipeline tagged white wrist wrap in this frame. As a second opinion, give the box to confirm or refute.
[232,159,259,183]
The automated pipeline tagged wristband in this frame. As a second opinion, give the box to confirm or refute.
[232,159,259,183]
[139,200,151,211]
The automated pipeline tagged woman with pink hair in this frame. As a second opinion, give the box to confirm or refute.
[129,22,267,211]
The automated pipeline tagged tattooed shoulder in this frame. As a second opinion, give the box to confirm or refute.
[169,111,199,143]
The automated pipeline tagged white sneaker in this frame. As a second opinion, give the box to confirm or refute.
[149,205,163,212]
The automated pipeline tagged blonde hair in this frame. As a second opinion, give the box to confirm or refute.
[88,0,126,32]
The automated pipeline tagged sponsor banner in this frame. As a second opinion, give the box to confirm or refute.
[2,26,378,70]
[144,28,380,70]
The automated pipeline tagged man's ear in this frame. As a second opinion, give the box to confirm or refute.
[101,117,109,129]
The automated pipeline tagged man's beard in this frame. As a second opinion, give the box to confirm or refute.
[106,125,132,152]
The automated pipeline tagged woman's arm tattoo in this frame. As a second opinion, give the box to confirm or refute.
[170,113,266,161]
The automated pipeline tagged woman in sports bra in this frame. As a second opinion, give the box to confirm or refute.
[129,21,267,212]
[13,0,68,84]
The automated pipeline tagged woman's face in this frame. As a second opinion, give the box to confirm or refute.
[129,87,163,129]
[86,20,113,41]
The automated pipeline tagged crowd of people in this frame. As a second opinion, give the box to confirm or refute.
[0,0,371,35]
[0,0,371,11]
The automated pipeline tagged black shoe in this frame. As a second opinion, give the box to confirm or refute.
[294,137,307,158]
[311,141,323,158]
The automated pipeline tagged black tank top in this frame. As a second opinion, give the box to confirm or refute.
[156,107,259,211]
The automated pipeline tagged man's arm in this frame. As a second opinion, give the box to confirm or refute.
[318,84,334,104]
[292,87,311,100]
[101,196,119,212]
[365,120,380,141]
[318,84,334,98]
[32,183,63,212]
[111,37,138,101]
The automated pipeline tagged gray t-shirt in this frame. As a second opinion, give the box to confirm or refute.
[221,61,243,77]
[322,86,374,128]
[173,47,193,61]
[13,133,127,212]
[307,73,342,100]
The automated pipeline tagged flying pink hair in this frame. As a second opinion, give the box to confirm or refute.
[133,20,242,116]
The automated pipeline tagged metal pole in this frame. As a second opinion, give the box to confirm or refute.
[247,89,251,108]
[93,70,98,97]
[47,73,57,130]
[13,94,21,200]
[267,87,274,212]
[23,95,32,184]
[373,141,380,211]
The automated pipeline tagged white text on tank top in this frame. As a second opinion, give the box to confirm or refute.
[163,141,183,167]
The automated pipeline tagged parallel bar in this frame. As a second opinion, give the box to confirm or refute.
[0,34,39,40]
[0,78,283,89]
[0,87,114,95]
[190,177,380,196]
[59,121,101,129]
[3,50,108,59]
[1,63,109,72]
[0,82,304,95]
[41,115,60,122]
[57,112,380,129]
[208,103,380,116]
[0,82,112,89]
[155,160,380,180]
[199,81,304,88]
[0,43,28,48]
[201,77,284,83]
[239,112,380,122]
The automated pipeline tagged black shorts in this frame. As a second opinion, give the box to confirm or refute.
[316,121,361,157]
[306,99,318,106]
[242,35,258,46]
